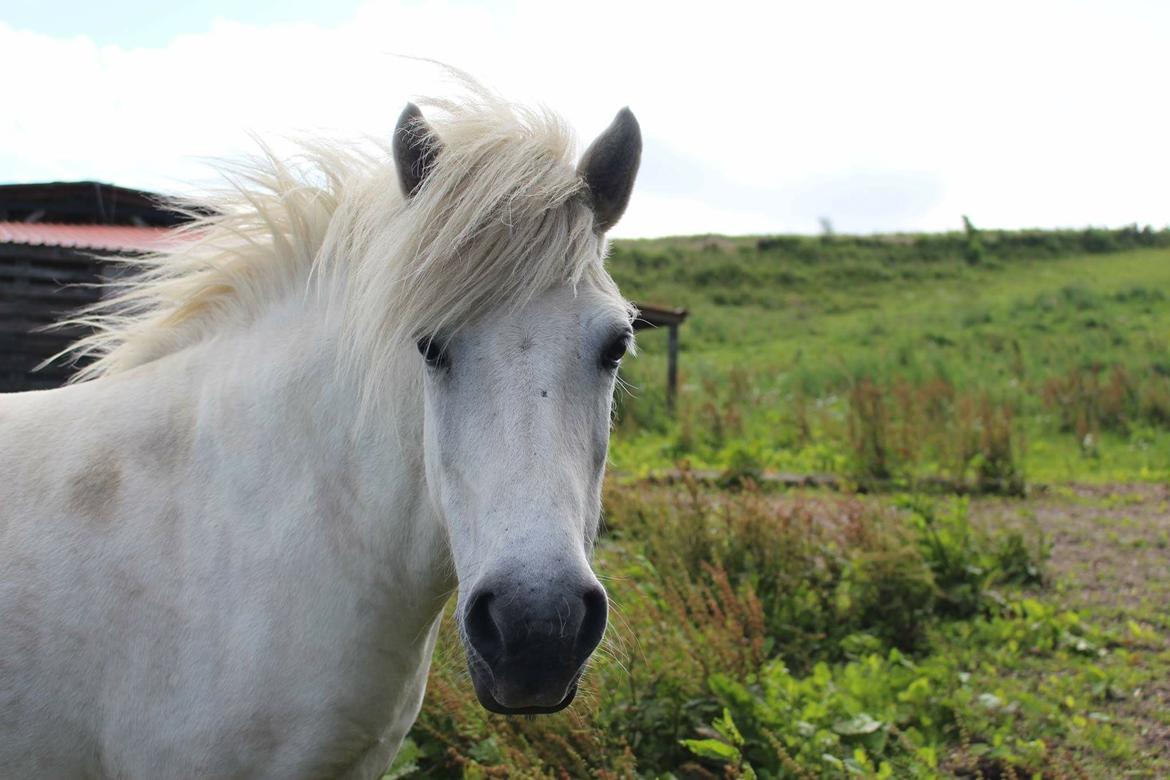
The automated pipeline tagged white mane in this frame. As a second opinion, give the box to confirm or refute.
[63,81,625,393]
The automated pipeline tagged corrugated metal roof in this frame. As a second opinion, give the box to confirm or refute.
[0,222,179,252]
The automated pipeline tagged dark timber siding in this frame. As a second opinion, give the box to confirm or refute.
[0,244,112,392]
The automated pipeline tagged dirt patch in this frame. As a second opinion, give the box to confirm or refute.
[972,484,1170,767]
[973,484,1170,617]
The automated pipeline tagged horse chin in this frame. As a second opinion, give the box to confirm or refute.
[470,672,580,716]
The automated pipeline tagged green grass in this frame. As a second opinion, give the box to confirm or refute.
[609,232,1170,486]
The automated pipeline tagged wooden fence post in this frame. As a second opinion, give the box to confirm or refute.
[666,323,679,413]
[630,303,688,416]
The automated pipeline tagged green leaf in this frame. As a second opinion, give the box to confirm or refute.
[832,713,883,736]
[713,708,745,747]
[681,738,741,762]
[468,736,502,764]
[821,753,845,769]
[382,738,421,779]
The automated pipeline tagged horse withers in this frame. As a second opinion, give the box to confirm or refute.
[0,82,640,778]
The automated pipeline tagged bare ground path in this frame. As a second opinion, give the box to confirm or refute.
[972,484,1170,774]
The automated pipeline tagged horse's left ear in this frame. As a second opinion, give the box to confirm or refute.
[578,107,642,233]
[394,102,443,198]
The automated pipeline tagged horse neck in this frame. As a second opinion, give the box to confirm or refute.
[176,290,453,614]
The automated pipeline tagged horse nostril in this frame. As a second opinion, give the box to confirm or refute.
[464,590,504,665]
[577,583,608,659]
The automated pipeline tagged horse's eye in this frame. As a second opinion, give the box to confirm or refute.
[417,337,449,369]
[600,333,630,370]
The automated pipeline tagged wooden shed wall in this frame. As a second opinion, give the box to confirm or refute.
[0,244,108,392]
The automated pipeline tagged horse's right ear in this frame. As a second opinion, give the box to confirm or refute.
[393,103,442,198]
[578,107,642,233]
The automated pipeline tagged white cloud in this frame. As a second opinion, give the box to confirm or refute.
[1,0,1168,236]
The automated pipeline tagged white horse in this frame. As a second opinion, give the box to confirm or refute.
[0,83,641,778]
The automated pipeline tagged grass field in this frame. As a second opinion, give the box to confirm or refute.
[392,228,1170,778]
[609,231,1170,487]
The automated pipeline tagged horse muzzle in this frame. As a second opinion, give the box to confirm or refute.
[461,574,607,715]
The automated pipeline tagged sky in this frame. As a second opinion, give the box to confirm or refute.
[1,0,1167,238]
